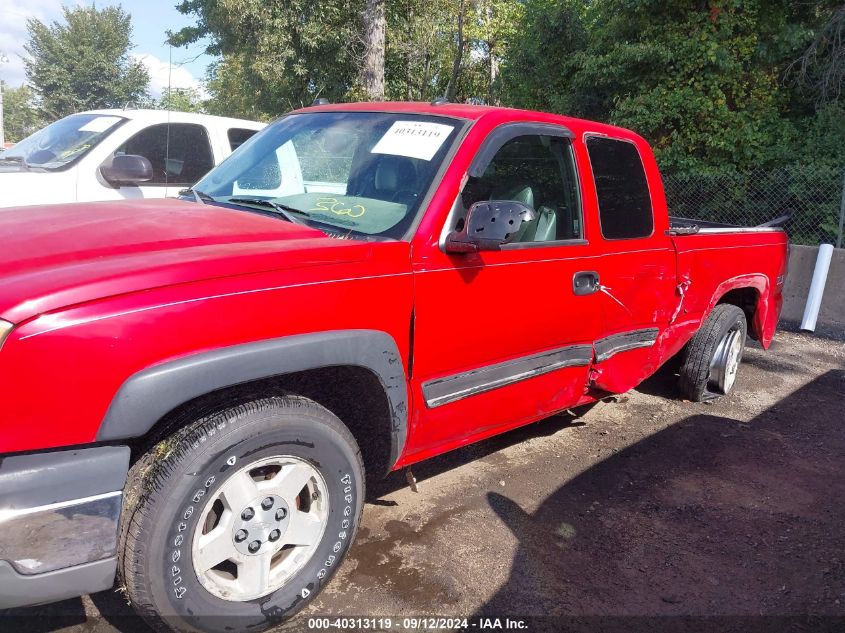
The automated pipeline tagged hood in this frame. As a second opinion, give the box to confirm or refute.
[0,199,367,323]
[0,170,77,208]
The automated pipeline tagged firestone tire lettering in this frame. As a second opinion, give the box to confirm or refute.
[118,396,365,633]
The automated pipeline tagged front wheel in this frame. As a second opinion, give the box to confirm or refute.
[678,304,748,402]
[119,396,365,633]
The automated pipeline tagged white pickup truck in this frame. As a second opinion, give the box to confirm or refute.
[0,109,265,208]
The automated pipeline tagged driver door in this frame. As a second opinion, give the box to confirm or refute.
[406,125,603,462]
[88,123,215,201]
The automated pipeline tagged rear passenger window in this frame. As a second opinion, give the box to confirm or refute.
[228,128,258,151]
[586,136,653,239]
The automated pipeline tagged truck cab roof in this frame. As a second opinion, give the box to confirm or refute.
[294,100,643,141]
[78,108,266,130]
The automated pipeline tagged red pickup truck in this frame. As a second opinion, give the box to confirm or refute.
[0,102,787,630]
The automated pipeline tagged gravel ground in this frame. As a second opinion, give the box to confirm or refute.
[7,330,845,633]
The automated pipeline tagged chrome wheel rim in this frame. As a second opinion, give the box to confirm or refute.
[709,326,744,394]
[191,455,329,602]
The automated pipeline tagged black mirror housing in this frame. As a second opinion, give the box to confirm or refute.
[100,154,153,187]
[445,200,536,254]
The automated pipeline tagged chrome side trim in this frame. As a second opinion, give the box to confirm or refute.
[422,344,593,408]
[0,491,122,575]
[0,490,121,523]
[594,328,659,362]
[696,227,785,234]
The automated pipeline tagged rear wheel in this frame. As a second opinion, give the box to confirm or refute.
[119,395,364,633]
[678,304,747,402]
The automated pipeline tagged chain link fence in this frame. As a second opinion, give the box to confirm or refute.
[662,165,845,247]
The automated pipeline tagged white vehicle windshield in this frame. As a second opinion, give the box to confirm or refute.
[193,112,460,239]
[0,113,126,170]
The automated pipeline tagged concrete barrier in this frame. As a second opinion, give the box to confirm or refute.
[781,244,845,337]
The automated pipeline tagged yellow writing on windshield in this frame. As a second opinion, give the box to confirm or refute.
[309,197,366,218]
[60,143,92,159]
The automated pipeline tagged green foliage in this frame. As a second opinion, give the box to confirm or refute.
[434,0,525,104]
[500,0,843,175]
[175,0,526,113]
[158,87,205,113]
[497,0,587,112]
[202,55,272,120]
[787,5,845,106]
[383,0,456,101]
[663,163,843,245]
[596,1,808,171]
[173,0,843,237]
[2,84,45,143]
[24,5,150,118]
[171,0,361,114]
[794,102,845,168]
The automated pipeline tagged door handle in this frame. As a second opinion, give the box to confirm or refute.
[573,271,600,296]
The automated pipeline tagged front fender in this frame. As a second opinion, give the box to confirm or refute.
[98,329,409,466]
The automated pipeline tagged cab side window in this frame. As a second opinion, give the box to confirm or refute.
[228,128,258,151]
[462,134,582,243]
[115,123,214,186]
[586,136,653,239]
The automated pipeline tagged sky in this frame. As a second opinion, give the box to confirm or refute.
[0,0,214,97]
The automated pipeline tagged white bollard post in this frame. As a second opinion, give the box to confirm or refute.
[800,243,834,332]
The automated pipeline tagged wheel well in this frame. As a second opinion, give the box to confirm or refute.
[717,287,760,339]
[128,365,395,480]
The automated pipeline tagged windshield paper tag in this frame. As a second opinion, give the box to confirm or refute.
[371,121,452,161]
[78,116,122,133]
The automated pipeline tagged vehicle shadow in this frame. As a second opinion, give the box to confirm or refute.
[474,370,845,631]
[0,597,88,633]
[627,357,680,399]
[367,406,594,501]
[2,586,149,633]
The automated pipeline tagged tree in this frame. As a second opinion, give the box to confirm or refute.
[466,0,524,104]
[500,0,840,172]
[158,87,205,113]
[383,0,461,101]
[24,5,149,119]
[2,84,45,143]
[202,55,271,120]
[788,4,845,106]
[498,0,587,113]
[171,0,361,113]
[445,0,467,102]
[362,0,386,99]
[172,0,522,112]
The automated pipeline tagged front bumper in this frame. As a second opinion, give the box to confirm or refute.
[0,445,129,609]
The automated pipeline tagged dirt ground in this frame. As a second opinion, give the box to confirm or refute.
[7,330,845,632]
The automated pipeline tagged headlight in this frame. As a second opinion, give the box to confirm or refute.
[0,320,13,350]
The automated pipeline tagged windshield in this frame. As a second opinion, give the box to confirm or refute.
[194,112,460,239]
[0,113,126,170]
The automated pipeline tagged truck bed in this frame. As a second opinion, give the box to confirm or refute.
[669,228,789,349]
[669,214,791,233]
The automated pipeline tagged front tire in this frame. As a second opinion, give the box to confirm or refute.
[678,304,748,402]
[119,396,364,633]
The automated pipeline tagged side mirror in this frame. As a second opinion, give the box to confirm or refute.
[100,154,153,187]
[444,200,537,254]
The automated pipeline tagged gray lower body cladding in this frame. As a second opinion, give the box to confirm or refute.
[0,445,129,608]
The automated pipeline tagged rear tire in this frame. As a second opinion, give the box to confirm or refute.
[678,304,747,402]
[119,395,364,633]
